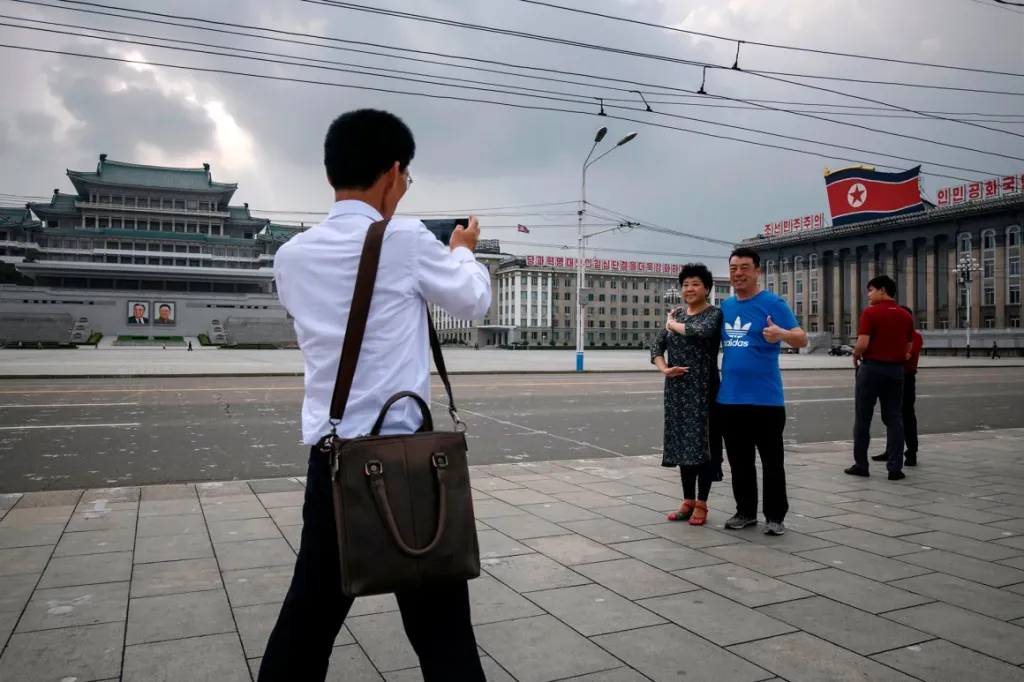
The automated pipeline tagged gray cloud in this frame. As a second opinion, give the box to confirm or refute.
[0,0,1022,270]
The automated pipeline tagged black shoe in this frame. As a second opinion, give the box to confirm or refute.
[905,454,917,467]
[844,466,870,477]
[871,453,888,462]
[888,471,906,481]
[724,515,758,530]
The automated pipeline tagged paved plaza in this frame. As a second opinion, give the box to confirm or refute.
[2,430,1024,681]
[1,347,1023,378]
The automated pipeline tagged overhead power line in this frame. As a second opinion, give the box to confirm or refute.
[300,0,1024,140]
[518,0,1024,78]
[20,0,1024,100]
[0,42,997,186]
[3,15,1018,169]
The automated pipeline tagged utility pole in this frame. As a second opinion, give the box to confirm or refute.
[958,253,980,358]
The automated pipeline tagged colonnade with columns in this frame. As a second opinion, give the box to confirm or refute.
[762,224,1023,341]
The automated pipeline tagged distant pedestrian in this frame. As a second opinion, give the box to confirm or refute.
[846,276,915,481]
[718,248,808,536]
[188,340,193,351]
[873,305,922,468]
[992,341,1000,359]
[651,263,723,526]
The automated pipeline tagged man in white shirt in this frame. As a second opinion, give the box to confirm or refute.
[258,109,491,682]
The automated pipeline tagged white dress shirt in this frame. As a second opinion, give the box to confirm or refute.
[274,200,492,445]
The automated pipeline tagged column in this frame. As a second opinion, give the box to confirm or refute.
[925,244,936,330]
[867,246,878,281]
[787,263,797,313]
[832,254,842,339]
[971,242,982,331]
[995,242,1006,328]
[905,244,917,316]
[513,274,521,328]
[801,258,811,329]
[815,262,826,333]
[948,248,958,328]
[850,251,861,324]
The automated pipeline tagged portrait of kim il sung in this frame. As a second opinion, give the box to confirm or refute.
[153,302,176,325]
[127,301,149,325]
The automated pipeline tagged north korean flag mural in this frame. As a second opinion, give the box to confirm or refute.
[824,166,925,227]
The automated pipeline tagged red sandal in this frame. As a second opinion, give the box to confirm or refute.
[667,500,696,522]
[689,501,708,526]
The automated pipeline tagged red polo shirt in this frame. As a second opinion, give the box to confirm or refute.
[904,331,924,374]
[858,300,914,363]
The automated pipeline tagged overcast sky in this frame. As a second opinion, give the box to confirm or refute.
[1,0,1022,273]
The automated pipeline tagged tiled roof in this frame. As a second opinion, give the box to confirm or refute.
[257,224,304,242]
[27,193,79,217]
[227,205,269,223]
[742,193,1024,249]
[67,156,238,193]
[0,207,35,226]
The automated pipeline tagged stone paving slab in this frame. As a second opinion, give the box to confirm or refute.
[2,428,1024,681]
[2,347,1023,378]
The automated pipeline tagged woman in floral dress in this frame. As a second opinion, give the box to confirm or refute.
[650,263,723,526]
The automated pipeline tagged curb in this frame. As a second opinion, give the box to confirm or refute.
[2,363,1022,380]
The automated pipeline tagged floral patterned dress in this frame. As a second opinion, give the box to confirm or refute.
[650,306,724,468]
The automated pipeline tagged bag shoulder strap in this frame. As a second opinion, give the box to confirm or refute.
[328,220,461,432]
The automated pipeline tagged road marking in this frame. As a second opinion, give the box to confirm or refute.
[0,422,141,431]
[433,401,626,458]
[0,402,140,409]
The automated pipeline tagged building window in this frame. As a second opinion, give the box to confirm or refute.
[1010,284,1021,305]
[795,301,804,315]
[781,280,788,296]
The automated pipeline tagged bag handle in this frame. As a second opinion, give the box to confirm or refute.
[365,454,449,556]
[369,391,434,436]
[327,220,463,436]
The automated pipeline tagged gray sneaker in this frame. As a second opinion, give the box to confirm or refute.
[764,521,786,536]
[724,515,758,530]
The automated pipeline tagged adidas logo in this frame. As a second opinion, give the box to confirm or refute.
[724,316,751,339]
[723,316,752,348]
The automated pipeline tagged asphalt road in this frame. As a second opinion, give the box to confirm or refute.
[1,368,1023,493]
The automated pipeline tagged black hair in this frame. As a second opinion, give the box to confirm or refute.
[323,109,416,190]
[729,247,760,268]
[867,275,897,297]
[679,262,713,292]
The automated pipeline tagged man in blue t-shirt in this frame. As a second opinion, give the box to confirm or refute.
[718,247,808,536]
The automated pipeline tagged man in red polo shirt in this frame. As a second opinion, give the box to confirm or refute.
[845,276,915,481]
[873,305,923,467]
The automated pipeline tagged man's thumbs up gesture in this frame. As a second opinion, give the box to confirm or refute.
[763,315,785,344]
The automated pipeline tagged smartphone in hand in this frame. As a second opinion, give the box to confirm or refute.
[422,218,469,246]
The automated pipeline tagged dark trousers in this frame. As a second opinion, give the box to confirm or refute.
[258,448,486,682]
[853,360,905,473]
[903,373,918,456]
[720,404,789,522]
[680,463,713,502]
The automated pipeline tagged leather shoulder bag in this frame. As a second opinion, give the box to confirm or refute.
[320,219,481,598]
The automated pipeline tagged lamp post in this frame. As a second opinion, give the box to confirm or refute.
[958,253,980,358]
[576,128,638,372]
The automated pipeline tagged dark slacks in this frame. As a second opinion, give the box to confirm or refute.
[720,404,789,523]
[853,360,905,473]
[257,448,486,682]
[903,373,918,457]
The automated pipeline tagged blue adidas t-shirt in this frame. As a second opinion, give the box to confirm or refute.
[717,290,800,407]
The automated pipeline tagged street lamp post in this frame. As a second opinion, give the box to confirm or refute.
[576,128,637,372]
[958,253,980,358]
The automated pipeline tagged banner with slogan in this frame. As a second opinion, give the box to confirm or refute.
[524,255,680,275]
[936,173,1023,206]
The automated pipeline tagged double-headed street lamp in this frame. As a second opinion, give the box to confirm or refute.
[957,253,981,358]
[576,127,638,372]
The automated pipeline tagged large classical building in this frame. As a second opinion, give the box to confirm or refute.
[433,254,733,348]
[0,155,299,345]
[744,187,1023,352]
